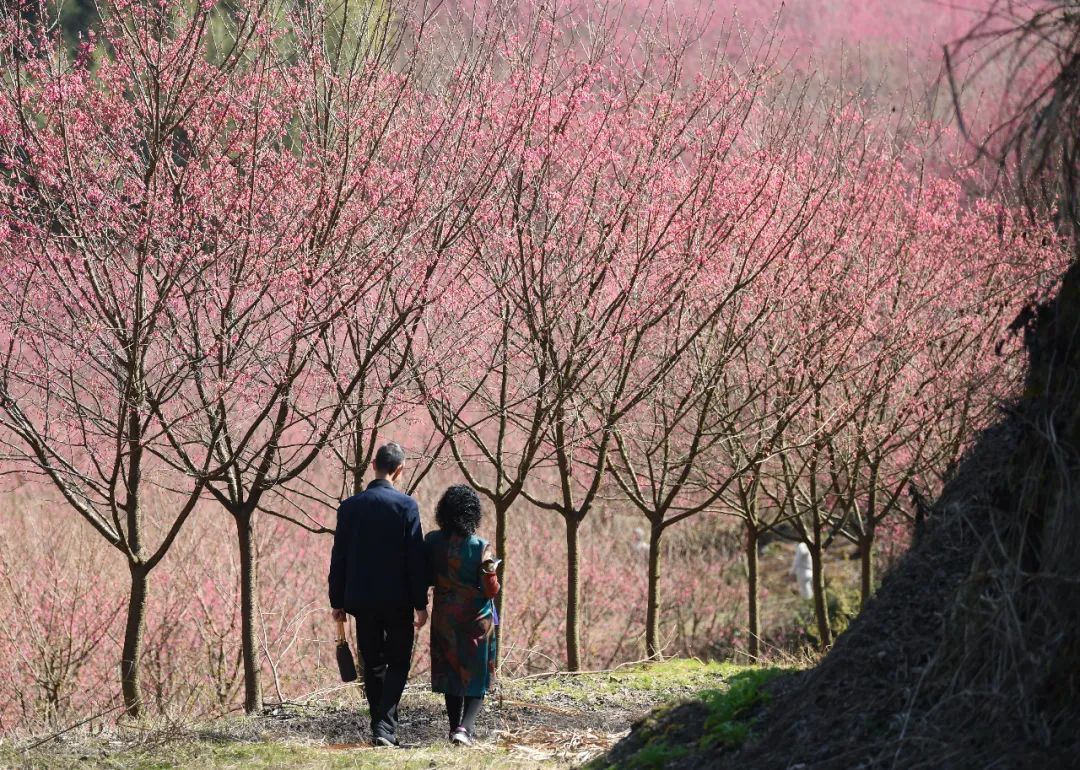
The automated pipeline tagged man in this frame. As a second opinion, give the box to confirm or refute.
[329,442,428,747]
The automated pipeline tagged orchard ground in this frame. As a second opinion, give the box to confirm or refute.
[0,659,793,769]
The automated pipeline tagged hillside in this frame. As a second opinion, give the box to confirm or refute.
[598,415,1080,769]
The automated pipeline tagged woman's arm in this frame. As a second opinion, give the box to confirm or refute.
[423,533,436,587]
[480,545,501,598]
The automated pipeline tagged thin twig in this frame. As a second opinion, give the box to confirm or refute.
[20,703,127,752]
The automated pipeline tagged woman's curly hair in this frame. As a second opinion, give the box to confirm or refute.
[435,484,483,536]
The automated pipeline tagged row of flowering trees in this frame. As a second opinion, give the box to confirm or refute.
[0,0,1065,721]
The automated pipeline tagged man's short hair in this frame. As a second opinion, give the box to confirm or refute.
[374,442,406,474]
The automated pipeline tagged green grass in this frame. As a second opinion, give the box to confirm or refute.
[621,741,690,770]
[510,658,738,702]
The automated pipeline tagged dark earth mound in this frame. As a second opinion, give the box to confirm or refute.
[598,416,1080,769]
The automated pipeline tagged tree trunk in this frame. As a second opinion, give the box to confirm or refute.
[645,521,663,659]
[810,543,832,649]
[565,513,581,671]
[745,526,761,659]
[350,439,366,676]
[235,510,263,714]
[351,428,364,497]
[861,466,879,610]
[859,529,875,610]
[120,561,149,717]
[494,501,508,666]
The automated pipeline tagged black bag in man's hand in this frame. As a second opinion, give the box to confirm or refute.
[335,619,358,682]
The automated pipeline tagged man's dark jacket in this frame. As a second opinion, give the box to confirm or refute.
[328,479,428,613]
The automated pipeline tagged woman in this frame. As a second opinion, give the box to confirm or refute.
[425,485,500,746]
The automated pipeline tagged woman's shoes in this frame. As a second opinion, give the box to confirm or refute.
[449,727,474,746]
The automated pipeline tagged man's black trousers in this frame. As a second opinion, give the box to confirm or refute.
[353,605,414,741]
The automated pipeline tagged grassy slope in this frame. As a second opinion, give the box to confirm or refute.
[0,660,791,770]
[586,665,789,770]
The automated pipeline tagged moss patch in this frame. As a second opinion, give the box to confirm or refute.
[588,664,792,769]
[696,666,786,749]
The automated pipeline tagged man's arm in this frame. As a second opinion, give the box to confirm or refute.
[404,499,428,615]
[328,501,350,614]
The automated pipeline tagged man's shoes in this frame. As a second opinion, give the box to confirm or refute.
[372,735,397,748]
[449,727,473,747]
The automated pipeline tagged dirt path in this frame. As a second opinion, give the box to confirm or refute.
[249,682,639,767]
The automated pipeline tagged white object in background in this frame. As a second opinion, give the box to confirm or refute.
[792,543,814,599]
